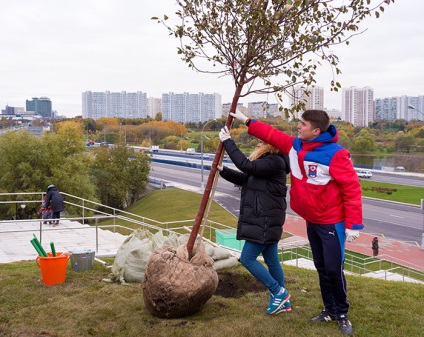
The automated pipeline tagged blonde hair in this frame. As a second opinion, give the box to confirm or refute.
[249,143,279,161]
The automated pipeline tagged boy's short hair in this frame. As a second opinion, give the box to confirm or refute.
[302,110,330,134]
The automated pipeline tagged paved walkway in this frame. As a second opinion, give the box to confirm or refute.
[282,214,424,273]
[0,220,127,263]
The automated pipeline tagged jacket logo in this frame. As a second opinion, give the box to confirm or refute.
[308,164,318,178]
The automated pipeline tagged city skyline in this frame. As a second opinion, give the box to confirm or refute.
[0,1,422,117]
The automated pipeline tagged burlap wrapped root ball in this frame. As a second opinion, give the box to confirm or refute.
[142,243,219,318]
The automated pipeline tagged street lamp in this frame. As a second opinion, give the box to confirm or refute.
[407,105,424,120]
[200,119,216,190]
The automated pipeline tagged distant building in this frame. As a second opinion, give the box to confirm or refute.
[26,97,52,118]
[342,86,374,127]
[326,108,342,120]
[161,92,222,123]
[375,95,424,122]
[375,97,398,121]
[222,103,244,117]
[82,91,148,120]
[1,105,25,115]
[290,86,324,119]
[147,97,161,119]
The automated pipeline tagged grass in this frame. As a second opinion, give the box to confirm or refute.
[102,188,238,241]
[1,188,423,336]
[0,260,423,337]
[286,177,424,205]
[359,180,424,205]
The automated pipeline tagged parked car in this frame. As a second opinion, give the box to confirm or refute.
[356,170,372,178]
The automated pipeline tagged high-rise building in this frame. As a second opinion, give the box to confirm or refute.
[375,97,398,121]
[375,95,424,122]
[342,86,374,127]
[26,97,52,118]
[290,86,324,119]
[161,92,222,123]
[222,103,245,117]
[82,91,147,120]
[147,97,161,119]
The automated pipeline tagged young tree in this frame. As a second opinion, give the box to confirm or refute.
[155,0,393,256]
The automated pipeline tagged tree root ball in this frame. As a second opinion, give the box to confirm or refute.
[142,244,219,318]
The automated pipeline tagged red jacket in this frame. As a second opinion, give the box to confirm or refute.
[248,120,363,230]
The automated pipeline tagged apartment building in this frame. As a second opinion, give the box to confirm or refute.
[82,91,147,120]
[342,86,374,127]
[161,92,222,123]
[375,95,424,122]
[290,86,324,119]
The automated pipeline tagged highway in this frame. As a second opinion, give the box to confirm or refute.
[150,157,424,245]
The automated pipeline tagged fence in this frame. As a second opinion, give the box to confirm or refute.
[1,191,423,283]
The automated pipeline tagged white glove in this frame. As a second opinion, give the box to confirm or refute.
[345,229,360,242]
[229,109,248,124]
[217,165,223,171]
[219,126,231,142]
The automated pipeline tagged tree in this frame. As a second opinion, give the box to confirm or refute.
[155,0,393,257]
[156,0,393,116]
[395,133,415,153]
[0,128,96,218]
[350,132,375,153]
[92,142,151,209]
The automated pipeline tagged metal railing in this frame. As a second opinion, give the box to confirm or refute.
[1,191,423,283]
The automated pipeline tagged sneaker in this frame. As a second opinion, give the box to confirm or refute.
[338,314,353,335]
[274,300,292,314]
[266,288,290,315]
[311,309,337,322]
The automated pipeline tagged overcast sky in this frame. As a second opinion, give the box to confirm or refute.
[0,0,422,118]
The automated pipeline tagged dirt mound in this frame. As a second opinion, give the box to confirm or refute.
[215,270,266,298]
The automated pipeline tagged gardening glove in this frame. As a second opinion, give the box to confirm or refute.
[217,165,223,171]
[346,229,360,242]
[219,126,231,142]
[229,109,248,124]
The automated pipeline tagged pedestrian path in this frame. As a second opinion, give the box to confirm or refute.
[0,220,127,263]
[282,214,424,273]
[172,179,424,274]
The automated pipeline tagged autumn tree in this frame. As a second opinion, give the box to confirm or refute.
[0,128,96,218]
[155,1,394,255]
[91,142,151,209]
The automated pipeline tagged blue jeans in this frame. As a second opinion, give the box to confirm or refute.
[239,240,285,295]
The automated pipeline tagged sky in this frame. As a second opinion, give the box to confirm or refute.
[0,0,423,118]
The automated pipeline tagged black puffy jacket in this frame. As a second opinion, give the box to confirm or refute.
[45,186,64,213]
[219,139,290,244]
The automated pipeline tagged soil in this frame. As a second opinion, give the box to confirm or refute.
[215,270,266,298]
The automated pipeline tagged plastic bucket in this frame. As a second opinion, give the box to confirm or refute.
[70,249,95,272]
[36,252,70,286]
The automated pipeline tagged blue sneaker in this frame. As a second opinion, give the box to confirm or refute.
[274,300,292,314]
[266,288,290,315]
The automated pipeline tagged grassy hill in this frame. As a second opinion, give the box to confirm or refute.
[0,259,423,337]
[1,188,423,336]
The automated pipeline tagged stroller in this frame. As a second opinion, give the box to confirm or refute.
[38,195,53,225]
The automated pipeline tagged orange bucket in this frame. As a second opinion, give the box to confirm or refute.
[36,252,70,286]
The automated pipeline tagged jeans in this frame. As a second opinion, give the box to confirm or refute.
[239,240,285,295]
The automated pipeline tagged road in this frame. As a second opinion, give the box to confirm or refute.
[150,161,424,245]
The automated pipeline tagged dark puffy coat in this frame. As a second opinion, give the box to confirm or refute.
[45,186,64,213]
[219,139,290,244]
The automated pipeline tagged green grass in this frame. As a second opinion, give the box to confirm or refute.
[101,188,238,240]
[359,180,424,205]
[1,188,424,336]
[287,177,424,205]
[0,260,423,337]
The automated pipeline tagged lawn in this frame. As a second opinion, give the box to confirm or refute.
[0,259,423,337]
